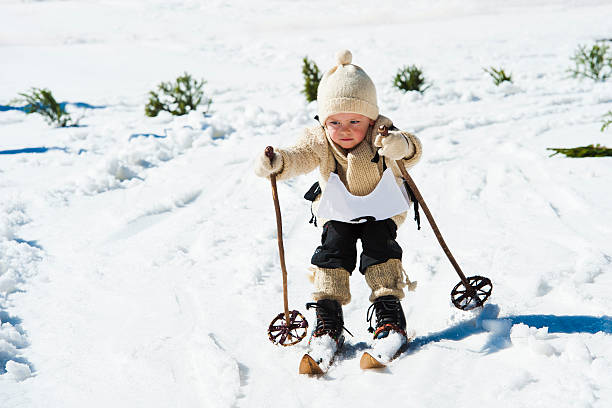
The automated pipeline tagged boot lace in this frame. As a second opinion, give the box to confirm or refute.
[366,296,407,338]
[306,302,353,339]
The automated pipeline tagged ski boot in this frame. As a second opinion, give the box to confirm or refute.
[299,299,350,374]
[361,295,410,368]
[366,295,407,339]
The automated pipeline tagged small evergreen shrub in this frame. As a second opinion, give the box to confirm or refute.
[568,42,612,81]
[602,111,612,132]
[16,87,77,127]
[547,144,612,158]
[393,65,431,94]
[301,56,322,102]
[145,72,211,117]
[484,66,513,85]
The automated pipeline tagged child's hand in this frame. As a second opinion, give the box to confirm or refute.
[374,131,410,160]
[254,150,283,178]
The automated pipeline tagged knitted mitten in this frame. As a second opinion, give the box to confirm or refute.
[254,150,283,178]
[374,131,411,160]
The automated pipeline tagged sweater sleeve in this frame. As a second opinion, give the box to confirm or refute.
[274,128,322,181]
[399,131,422,170]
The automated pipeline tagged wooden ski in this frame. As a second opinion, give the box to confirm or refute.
[360,352,387,369]
[298,354,325,375]
[360,334,414,370]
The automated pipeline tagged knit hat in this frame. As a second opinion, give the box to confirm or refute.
[317,49,379,125]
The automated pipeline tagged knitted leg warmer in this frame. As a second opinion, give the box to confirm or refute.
[311,267,351,306]
[364,259,417,302]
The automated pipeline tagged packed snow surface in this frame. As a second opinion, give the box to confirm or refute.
[1,0,612,407]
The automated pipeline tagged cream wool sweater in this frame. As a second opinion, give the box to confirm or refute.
[274,115,422,227]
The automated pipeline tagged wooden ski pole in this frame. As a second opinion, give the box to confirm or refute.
[265,146,291,330]
[377,126,475,295]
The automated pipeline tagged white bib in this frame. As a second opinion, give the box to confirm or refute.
[317,168,410,224]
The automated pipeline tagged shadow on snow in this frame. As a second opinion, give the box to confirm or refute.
[0,147,87,155]
[14,238,43,250]
[0,102,106,112]
[407,304,612,355]
[0,147,68,155]
[128,132,167,141]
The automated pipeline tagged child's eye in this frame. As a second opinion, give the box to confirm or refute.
[329,121,340,126]
[350,120,360,124]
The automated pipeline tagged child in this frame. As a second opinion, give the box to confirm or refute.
[255,50,422,369]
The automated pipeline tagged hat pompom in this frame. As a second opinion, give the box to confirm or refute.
[335,49,352,66]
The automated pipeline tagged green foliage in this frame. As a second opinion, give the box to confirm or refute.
[568,42,612,81]
[483,66,513,86]
[547,144,612,158]
[145,72,211,117]
[17,87,76,127]
[393,65,431,94]
[301,56,322,103]
[602,111,612,132]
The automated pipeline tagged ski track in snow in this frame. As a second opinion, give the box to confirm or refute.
[2,0,612,407]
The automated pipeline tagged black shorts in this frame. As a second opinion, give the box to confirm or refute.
[311,219,402,275]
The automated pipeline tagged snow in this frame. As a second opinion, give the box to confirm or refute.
[1,0,612,407]
[369,329,411,364]
[307,334,341,372]
[4,360,32,382]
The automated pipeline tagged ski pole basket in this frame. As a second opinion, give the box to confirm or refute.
[450,275,493,311]
[268,310,309,346]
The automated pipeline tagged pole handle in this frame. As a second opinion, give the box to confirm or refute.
[378,125,389,137]
[265,146,275,164]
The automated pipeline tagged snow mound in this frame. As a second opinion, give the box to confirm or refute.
[4,360,32,382]
[0,199,30,241]
[0,198,38,381]
[562,337,593,363]
[510,323,558,357]
[0,199,41,296]
[75,115,233,196]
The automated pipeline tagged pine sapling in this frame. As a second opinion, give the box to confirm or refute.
[483,66,513,85]
[17,87,77,127]
[568,42,612,81]
[393,65,431,94]
[301,56,321,103]
[602,111,612,132]
[145,72,211,117]
[547,144,612,158]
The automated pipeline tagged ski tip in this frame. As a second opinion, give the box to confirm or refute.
[299,354,325,375]
[360,352,386,370]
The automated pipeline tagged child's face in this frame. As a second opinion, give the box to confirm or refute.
[325,113,374,149]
